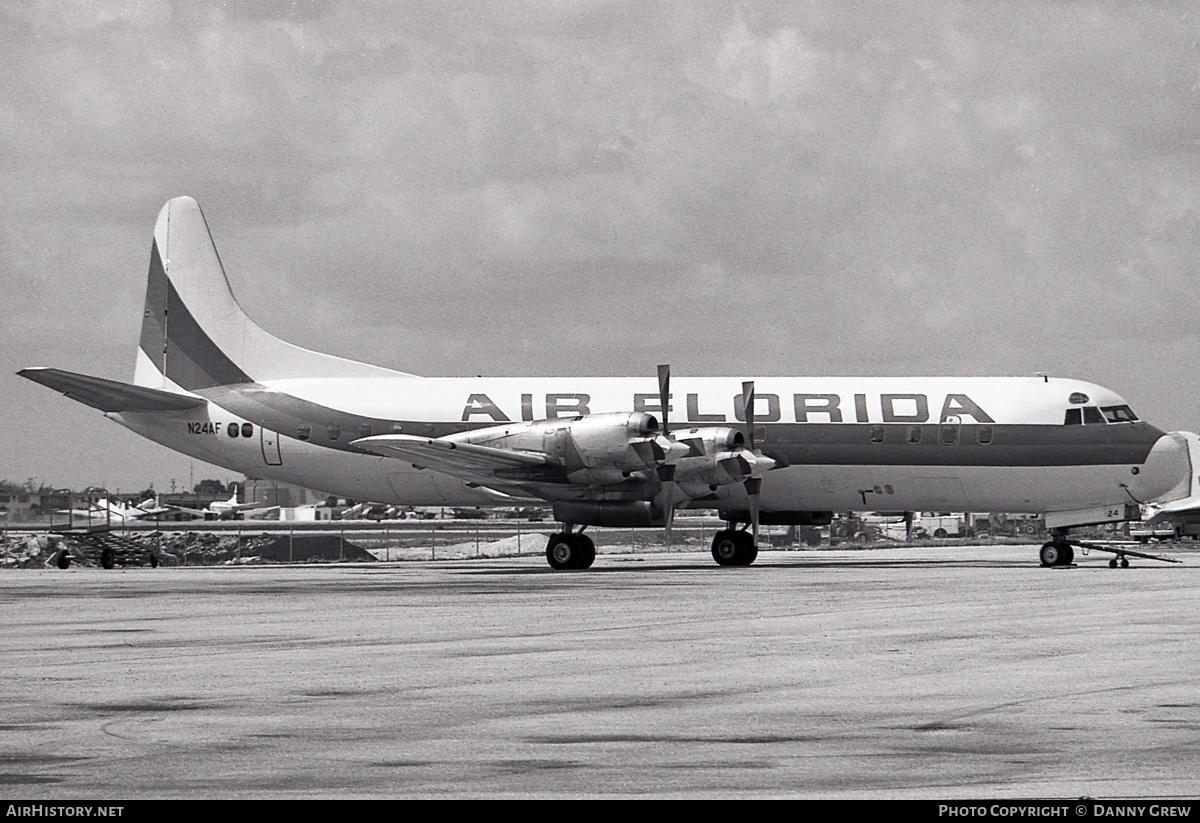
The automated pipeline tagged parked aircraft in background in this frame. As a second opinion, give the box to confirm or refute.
[21,197,1199,569]
[160,484,280,521]
[57,495,172,525]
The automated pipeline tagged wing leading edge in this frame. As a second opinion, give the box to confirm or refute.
[352,433,551,480]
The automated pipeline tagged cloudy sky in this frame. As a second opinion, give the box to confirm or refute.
[3,0,1199,494]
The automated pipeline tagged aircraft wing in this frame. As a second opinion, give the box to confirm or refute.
[352,434,553,481]
[1143,497,1200,525]
[19,368,204,413]
[241,506,282,520]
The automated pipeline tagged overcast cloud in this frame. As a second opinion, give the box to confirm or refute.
[3,1,1199,493]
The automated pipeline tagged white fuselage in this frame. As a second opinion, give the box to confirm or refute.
[112,373,1187,519]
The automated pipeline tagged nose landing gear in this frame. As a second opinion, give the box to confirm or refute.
[1039,529,1179,569]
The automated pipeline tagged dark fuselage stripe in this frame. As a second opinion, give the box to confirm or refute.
[191,385,1166,468]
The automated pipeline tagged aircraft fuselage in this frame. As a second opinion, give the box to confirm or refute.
[113,374,1183,518]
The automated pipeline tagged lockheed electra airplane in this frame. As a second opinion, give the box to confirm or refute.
[20,197,1200,570]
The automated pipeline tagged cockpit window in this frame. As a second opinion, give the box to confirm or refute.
[1101,405,1138,423]
[1065,407,1115,425]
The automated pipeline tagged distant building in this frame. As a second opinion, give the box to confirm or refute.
[0,483,73,522]
[241,476,327,509]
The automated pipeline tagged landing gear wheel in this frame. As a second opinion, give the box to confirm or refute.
[1039,541,1073,567]
[55,551,70,570]
[148,553,159,569]
[1120,557,1129,568]
[545,533,594,570]
[575,534,596,570]
[1109,558,1118,569]
[711,530,758,567]
[100,547,116,570]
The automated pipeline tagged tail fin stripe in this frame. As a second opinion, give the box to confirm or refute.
[160,273,253,390]
[137,241,169,377]
[135,196,412,389]
[140,240,252,390]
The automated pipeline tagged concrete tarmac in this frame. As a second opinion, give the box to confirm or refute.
[2,543,1199,799]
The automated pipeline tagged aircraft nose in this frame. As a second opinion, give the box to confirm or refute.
[1129,432,1190,503]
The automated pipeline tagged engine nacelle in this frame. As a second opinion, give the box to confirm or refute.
[553,500,658,528]
[667,426,764,487]
[450,412,678,478]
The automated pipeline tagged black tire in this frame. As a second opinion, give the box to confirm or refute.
[736,532,759,567]
[1109,558,1118,569]
[1039,541,1072,567]
[100,547,116,570]
[55,551,71,570]
[575,535,596,570]
[1120,557,1129,568]
[934,528,949,539]
[546,534,592,570]
[148,553,159,569]
[712,530,740,566]
[711,530,757,567]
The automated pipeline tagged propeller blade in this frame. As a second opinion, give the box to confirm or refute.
[745,476,762,544]
[741,381,756,452]
[742,381,767,545]
[657,364,671,437]
[657,462,677,546]
[657,364,677,545]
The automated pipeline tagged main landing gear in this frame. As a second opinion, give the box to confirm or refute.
[710,528,758,567]
[545,528,596,570]
[543,524,762,570]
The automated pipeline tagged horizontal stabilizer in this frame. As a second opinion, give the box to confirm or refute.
[19,368,205,413]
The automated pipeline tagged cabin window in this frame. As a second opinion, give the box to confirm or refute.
[1064,409,1082,425]
[1101,405,1138,423]
[939,425,959,445]
[359,423,373,438]
[241,423,253,438]
[1083,406,1105,425]
[297,424,311,441]
[906,425,922,444]
[870,425,885,443]
[328,425,342,441]
[977,425,993,444]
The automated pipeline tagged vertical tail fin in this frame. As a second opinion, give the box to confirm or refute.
[134,196,408,390]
